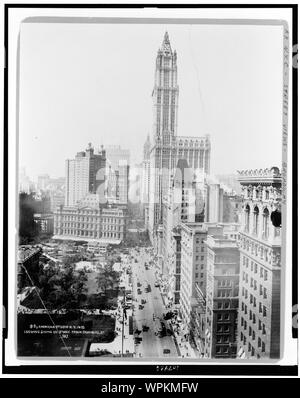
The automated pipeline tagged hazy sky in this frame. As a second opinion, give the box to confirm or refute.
[19,22,283,180]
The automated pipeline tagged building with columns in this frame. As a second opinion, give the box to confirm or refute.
[54,194,127,243]
[236,167,282,359]
[148,32,211,242]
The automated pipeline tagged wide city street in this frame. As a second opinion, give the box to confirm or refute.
[129,247,179,358]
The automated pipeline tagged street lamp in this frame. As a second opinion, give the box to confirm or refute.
[121,288,126,357]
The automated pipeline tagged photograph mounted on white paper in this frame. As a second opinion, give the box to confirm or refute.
[16,18,286,360]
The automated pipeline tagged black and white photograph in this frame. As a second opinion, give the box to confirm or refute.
[2,4,297,373]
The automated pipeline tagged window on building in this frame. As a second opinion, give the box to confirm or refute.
[263,306,267,317]
[265,190,269,200]
[262,208,270,239]
[253,206,259,235]
[245,205,250,232]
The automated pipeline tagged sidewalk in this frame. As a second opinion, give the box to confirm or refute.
[89,255,134,357]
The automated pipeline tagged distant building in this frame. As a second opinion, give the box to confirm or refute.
[65,143,106,206]
[19,167,35,193]
[205,184,224,223]
[49,190,65,212]
[236,167,282,359]
[37,174,51,191]
[215,174,242,195]
[222,193,243,223]
[105,145,130,206]
[33,213,54,235]
[204,235,240,359]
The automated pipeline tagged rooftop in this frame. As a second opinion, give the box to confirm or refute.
[237,167,281,185]
[18,246,41,263]
[206,234,238,249]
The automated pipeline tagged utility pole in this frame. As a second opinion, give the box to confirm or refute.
[121,288,126,357]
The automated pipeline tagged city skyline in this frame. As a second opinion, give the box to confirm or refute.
[16,22,284,361]
[19,23,283,180]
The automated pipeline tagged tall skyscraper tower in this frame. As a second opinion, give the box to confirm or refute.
[148,32,211,241]
[152,31,179,140]
[65,143,106,206]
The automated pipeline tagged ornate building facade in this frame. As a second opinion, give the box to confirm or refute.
[148,32,211,241]
[54,194,127,243]
[236,167,282,359]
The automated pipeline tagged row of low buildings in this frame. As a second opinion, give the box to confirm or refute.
[158,166,282,360]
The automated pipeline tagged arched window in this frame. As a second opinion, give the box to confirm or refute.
[245,205,250,232]
[265,190,269,200]
[253,206,259,236]
[263,208,270,239]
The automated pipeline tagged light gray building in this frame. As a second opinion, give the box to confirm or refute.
[236,167,282,359]
[148,32,211,243]
[65,143,106,206]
